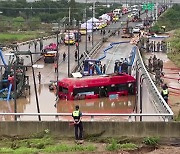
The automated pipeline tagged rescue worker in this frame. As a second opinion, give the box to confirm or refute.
[72,105,83,141]
[34,40,37,52]
[88,35,91,42]
[161,85,169,104]
[122,58,128,74]
[155,67,161,85]
[103,29,106,35]
[63,52,66,61]
[157,59,161,71]
[159,59,163,72]
[149,41,153,52]
[103,64,106,74]
[118,30,120,36]
[37,72,41,84]
[153,41,156,52]
[54,63,57,73]
[40,38,43,51]
[152,55,157,72]
[114,61,119,73]
[75,50,78,61]
[157,42,160,52]
[146,42,149,52]
[148,56,153,72]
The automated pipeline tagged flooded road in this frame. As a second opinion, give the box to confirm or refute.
[0,93,135,121]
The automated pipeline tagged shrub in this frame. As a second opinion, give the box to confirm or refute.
[143,137,160,146]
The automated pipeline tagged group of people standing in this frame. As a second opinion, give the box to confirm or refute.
[114,58,129,74]
[146,39,167,53]
[148,55,164,85]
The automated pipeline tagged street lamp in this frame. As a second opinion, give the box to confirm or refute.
[68,7,71,77]
[55,30,60,92]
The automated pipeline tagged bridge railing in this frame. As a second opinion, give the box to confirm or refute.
[134,46,173,121]
[0,113,173,122]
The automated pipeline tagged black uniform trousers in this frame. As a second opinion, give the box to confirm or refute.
[74,121,83,140]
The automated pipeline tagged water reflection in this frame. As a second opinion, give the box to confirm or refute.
[56,96,135,121]
[0,83,135,121]
[57,96,135,113]
[0,100,14,121]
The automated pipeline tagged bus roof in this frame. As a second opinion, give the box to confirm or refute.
[59,73,136,88]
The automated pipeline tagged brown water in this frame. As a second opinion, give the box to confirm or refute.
[0,90,135,121]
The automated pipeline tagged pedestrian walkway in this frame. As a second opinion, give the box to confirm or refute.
[145,52,180,116]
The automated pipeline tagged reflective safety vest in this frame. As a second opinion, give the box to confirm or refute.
[162,89,168,95]
[72,110,80,122]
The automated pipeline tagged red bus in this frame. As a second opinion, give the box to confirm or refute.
[58,73,136,100]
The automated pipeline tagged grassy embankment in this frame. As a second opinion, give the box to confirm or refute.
[0,130,161,153]
[152,4,180,66]
[0,31,48,45]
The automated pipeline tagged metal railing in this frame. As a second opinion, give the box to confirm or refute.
[0,113,172,122]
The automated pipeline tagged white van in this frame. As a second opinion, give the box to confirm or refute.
[113,9,122,16]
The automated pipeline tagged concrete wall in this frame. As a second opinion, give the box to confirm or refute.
[0,122,180,138]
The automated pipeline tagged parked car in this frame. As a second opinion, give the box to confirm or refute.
[132,26,140,33]
[136,23,144,30]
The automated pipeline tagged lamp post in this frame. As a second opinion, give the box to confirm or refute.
[13,61,17,121]
[68,7,71,77]
[30,52,41,121]
[55,30,60,92]
[78,21,81,68]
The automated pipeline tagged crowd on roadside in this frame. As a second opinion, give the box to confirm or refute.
[148,55,164,85]
[139,37,167,53]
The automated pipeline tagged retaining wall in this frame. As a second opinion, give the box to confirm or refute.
[0,122,180,138]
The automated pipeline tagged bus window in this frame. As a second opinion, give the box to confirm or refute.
[59,86,62,92]
[110,84,118,92]
[73,87,99,96]
[62,87,68,94]
[118,84,128,91]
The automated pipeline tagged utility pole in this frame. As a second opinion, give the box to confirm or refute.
[13,61,17,121]
[68,7,71,77]
[85,7,87,54]
[56,31,59,96]
[92,5,94,47]
[30,53,41,121]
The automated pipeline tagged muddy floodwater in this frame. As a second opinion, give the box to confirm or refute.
[0,83,135,121]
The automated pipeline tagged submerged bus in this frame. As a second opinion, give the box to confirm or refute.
[58,73,136,100]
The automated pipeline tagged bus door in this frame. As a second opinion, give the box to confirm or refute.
[99,86,108,97]
[127,82,135,95]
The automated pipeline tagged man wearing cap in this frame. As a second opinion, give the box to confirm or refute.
[72,105,83,141]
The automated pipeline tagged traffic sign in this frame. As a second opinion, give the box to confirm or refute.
[142,3,154,11]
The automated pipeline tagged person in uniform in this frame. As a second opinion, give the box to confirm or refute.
[157,42,160,52]
[148,56,153,72]
[37,72,41,84]
[63,52,66,61]
[155,67,161,85]
[149,41,153,52]
[75,50,78,61]
[72,105,83,141]
[152,55,157,72]
[161,85,169,104]
[146,42,149,52]
[153,41,156,52]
